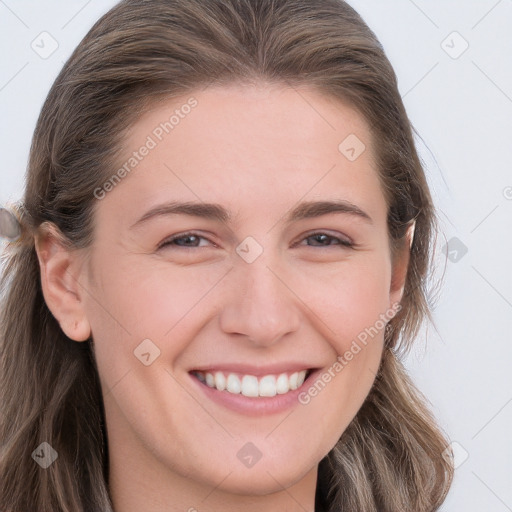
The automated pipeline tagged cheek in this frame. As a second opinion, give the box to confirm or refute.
[83,256,228,385]
[87,252,226,336]
[293,261,390,442]
[292,255,392,351]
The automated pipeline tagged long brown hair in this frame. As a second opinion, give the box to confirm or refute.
[0,1,453,510]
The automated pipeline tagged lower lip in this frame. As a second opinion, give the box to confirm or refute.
[189,369,321,416]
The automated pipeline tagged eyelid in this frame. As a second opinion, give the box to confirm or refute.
[293,229,354,247]
[158,229,355,251]
[157,231,216,249]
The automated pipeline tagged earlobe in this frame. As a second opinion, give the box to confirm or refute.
[62,317,92,342]
[35,222,91,342]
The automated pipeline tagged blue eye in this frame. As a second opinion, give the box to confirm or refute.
[158,231,353,251]
[302,233,353,248]
[158,233,211,249]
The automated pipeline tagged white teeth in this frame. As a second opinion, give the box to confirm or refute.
[205,373,215,387]
[289,372,299,390]
[276,373,290,394]
[214,371,226,391]
[241,375,259,397]
[197,369,308,397]
[226,373,241,394]
[259,375,277,397]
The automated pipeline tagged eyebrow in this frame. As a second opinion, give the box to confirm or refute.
[130,199,372,230]
[130,201,230,229]
[286,200,372,224]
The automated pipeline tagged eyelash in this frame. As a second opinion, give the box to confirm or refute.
[158,231,354,250]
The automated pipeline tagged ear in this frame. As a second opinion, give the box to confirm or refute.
[389,221,415,307]
[35,222,91,342]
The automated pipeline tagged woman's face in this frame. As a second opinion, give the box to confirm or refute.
[76,83,406,501]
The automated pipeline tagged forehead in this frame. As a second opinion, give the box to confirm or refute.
[103,83,386,227]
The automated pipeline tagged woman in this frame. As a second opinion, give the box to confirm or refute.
[0,0,454,510]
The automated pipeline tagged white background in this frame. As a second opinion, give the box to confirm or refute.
[1,1,511,510]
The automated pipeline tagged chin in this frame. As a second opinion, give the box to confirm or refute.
[213,471,304,496]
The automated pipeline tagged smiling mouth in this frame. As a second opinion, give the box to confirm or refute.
[190,368,315,397]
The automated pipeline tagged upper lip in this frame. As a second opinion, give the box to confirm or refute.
[190,363,320,377]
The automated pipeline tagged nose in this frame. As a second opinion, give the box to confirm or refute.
[219,261,301,347]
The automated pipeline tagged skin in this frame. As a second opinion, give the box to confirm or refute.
[36,83,410,512]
